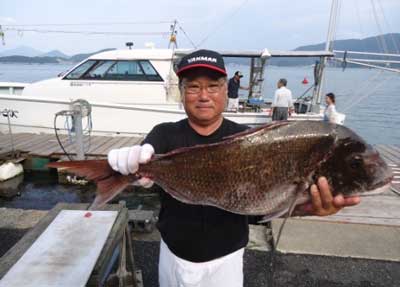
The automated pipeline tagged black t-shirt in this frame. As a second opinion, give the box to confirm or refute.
[228,77,240,99]
[142,118,249,262]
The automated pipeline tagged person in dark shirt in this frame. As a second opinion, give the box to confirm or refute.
[107,49,361,287]
[227,71,249,112]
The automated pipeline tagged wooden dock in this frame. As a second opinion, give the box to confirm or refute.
[0,132,143,159]
[375,144,400,193]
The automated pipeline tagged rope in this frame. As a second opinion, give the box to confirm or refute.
[196,0,250,47]
[341,71,397,112]
[54,113,73,161]
[335,69,383,109]
[376,0,400,54]
[3,27,169,36]
[2,21,174,27]
[178,23,197,49]
[268,193,300,287]
[370,0,389,54]
[54,101,93,160]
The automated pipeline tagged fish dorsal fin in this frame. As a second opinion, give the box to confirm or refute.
[146,121,290,163]
[221,121,289,141]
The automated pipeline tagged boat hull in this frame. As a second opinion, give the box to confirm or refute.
[0,95,322,136]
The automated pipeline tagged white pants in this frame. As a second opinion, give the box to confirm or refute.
[227,98,239,111]
[159,239,244,287]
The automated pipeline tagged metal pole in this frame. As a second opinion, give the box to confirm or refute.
[249,58,255,99]
[168,20,177,49]
[2,109,17,158]
[72,107,85,160]
[6,112,15,157]
[311,0,339,113]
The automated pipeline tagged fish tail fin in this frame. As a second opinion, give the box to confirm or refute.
[90,175,132,209]
[48,160,134,208]
[47,160,114,182]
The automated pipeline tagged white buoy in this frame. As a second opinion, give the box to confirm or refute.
[0,161,24,181]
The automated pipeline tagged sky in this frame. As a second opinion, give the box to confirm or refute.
[0,0,399,55]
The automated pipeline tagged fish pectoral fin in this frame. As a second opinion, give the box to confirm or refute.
[258,181,309,223]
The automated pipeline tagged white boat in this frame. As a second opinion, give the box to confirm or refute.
[1,0,399,138]
[0,48,330,136]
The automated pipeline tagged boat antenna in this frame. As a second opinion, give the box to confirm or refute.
[126,42,134,49]
[168,19,178,49]
[0,25,5,45]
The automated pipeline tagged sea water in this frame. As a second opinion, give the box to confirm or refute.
[1,62,398,144]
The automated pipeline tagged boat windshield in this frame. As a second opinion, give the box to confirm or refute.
[64,59,163,81]
[64,60,97,80]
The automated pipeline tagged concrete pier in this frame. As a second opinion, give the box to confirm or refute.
[1,206,399,286]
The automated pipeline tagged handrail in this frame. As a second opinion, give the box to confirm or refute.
[334,50,400,58]
[333,58,400,73]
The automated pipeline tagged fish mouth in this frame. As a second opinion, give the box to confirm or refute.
[355,182,392,197]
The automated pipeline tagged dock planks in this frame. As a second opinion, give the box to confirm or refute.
[0,132,143,158]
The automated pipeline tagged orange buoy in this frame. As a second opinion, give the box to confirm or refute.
[302,77,309,84]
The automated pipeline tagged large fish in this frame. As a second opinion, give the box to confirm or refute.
[48,121,393,218]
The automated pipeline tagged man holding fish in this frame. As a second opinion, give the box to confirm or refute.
[107,49,363,287]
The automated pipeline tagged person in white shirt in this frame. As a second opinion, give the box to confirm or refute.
[324,92,337,123]
[271,78,294,121]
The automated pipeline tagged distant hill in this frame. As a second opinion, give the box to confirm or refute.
[0,48,115,64]
[295,33,400,52]
[40,50,69,58]
[69,48,116,62]
[224,33,400,67]
[1,33,399,65]
[0,45,44,57]
[270,33,400,66]
[0,55,61,64]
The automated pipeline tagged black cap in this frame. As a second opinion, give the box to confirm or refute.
[176,49,227,77]
[234,71,243,78]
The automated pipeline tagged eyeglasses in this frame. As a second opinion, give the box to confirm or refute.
[182,81,225,94]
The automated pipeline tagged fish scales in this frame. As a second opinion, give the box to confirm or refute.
[138,121,337,215]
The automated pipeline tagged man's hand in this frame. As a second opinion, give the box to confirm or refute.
[294,177,361,216]
[107,143,155,188]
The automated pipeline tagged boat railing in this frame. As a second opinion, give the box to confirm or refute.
[0,94,187,114]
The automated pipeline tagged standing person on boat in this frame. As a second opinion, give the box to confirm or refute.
[271,78,294,121]
[227,71,248,112]
[107,49,360,287]
[324,92,337,123]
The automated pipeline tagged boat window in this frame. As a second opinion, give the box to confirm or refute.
[102,60,147,81]
[139,60,163,81]
[64,60,163,81]
[64,60,97,79]
[84,60,116,79]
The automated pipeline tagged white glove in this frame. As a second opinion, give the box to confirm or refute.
[107,143,155,188]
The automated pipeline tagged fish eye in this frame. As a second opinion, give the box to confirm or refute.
[350,155,363,169]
